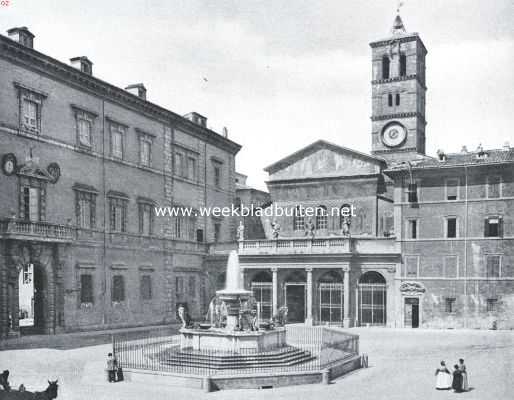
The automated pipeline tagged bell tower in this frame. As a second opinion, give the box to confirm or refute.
[370,13,427,164]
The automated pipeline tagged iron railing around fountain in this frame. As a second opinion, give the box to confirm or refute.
[113,325,359,376]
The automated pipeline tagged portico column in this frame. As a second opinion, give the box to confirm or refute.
[305,267,313,326]
[342,263,351,328]
[271,267,278,316]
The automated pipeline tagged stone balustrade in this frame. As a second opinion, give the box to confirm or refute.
[238,236,398,255]
[0,218,74,242]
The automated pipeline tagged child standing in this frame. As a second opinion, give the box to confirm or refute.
[106,352,117,382]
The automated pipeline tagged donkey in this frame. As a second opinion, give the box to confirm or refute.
[0,380,58,399]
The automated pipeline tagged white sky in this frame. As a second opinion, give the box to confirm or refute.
[3,0,513,190]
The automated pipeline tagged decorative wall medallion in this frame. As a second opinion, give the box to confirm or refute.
[399,281,426,295]
[47,162,61,183]
[2,153,17,176]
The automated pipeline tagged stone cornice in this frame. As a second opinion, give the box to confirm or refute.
[371,74,426,89]
[371,112,426,123]
[0,35,241,154]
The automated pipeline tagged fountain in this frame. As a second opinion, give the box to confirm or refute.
[180,251,287,352]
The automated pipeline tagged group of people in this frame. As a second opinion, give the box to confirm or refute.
[435,359,469,393]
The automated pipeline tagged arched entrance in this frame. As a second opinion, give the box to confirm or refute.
[250,271,272,320]
[318,271,343,325]
[358,271,387,326]
[284,271,306,323]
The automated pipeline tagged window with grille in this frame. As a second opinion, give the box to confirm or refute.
[486,255,501,278]
[140,275,152,300]
[486,298,497,312]
[112,275,125,302]
[293,206,305,231]
[315,205,328,229]
[445,297,455,313]
[80,274,94,304]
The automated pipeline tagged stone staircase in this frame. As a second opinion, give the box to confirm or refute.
[161,346,314,370]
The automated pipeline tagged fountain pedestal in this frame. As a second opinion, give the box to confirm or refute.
[180,327,286,353]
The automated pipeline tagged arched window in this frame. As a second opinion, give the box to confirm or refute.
[382,56,390,79]
[358,271,387,326]
[293,205,305,231]
[395,93,400,106]
[388,94,393,107]
[400,54,407,76]
[315,205,328,230]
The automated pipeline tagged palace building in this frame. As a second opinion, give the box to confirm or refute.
[0,27,241,338]
[238,15,514,329]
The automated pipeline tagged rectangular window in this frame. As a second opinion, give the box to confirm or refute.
[76,191,96,229]
[445,178,459,200]
[484,217,502,237]
[175,152,184,177]
[80,274,94,304]
[446,217,457,238]
[214,222,221,242]
[487,176,501,198]
[110,124,125,159]
[139,203,153,235]
[188,276,196,298]
[213,163,222,188]
[140,139,151,166]
[443,255,458,278]
[486,255,501,278]
[176,276,184,297]
[23,187,40,222]
[486,298,497,312]
[408,219,417,239]
[445,297,456,313]
[112,275,125,302]
[109,198,127,232]
[187,156,197,181]
[22,99,39,131]
[78,119,92,147]
[404,256,418,277]
[140,275,152,300]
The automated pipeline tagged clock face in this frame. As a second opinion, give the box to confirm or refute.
[2,153,17,176]
[382,123,407,147]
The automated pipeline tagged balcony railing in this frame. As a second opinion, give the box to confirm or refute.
[0,218,75,242]
[239,236,399,255]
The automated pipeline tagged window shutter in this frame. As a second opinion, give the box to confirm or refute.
[484,218,489,237]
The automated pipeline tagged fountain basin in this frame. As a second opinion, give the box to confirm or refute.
[180,327,286,353]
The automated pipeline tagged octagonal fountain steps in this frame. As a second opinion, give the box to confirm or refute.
[161,346,315,370]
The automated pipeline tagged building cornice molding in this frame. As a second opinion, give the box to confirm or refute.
[371,111,426,123]
[371,74,426,89]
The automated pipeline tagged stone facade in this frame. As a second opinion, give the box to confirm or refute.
[0,27,240,338]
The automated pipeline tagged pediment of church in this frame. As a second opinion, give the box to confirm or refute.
[265,140,385,181]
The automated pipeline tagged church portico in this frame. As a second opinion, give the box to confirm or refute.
[239,240,400,328]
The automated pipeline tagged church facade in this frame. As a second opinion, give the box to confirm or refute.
[238,15,514,329]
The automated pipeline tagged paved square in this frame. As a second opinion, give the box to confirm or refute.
[1,328,512,400]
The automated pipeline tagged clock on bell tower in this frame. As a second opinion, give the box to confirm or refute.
[370,13,427,164]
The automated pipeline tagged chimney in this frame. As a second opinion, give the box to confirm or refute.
[183,112,207,128]
[125,83,147,100]
[7,27,35,48]
[70,56,93,75]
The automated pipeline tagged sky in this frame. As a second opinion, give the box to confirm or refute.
[2,0,513,190]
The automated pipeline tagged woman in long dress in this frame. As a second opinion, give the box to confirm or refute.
[452,364,463,393]
[435,361,452,390]
[459,358,469,391]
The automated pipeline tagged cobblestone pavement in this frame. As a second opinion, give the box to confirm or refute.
[0,328,512,400]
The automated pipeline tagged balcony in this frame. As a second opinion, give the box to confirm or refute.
[238,236,399,256]
[0,218,75,242]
